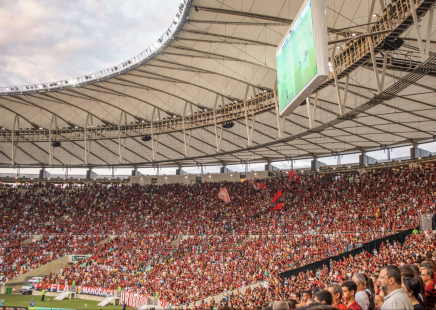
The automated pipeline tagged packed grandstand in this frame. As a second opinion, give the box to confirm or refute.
[0,164,435,309]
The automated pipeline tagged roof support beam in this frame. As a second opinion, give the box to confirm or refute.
[152,59,266,90]
[9,96,74,128]
[193,5,293,23]
[84,113,93,165]
[193,6,349,36]
[213,96,223,152]
[83,84,174,117]
[180,29,277,47]
[48,115,57,166]
[112,77,207,109]
[176,37,275,46]
[307,93,318,129]
[182,102,193,157]
[169,45,275,71]
[151,107,160,161]
[187,20,288,26]
[272,78,284,139]
[30,93,108,125]
[118,111,127,164]
[243,85,256,147]
[11,115,19,166]
[409,0,426,57]
[133,68,238,102]
[425,5,434,57]
[363,64,436,92]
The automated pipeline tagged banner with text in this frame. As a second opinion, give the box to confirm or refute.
[120,291,148,308]
[33,284,113,297]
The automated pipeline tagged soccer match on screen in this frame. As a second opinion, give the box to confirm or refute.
[276,1,318,113]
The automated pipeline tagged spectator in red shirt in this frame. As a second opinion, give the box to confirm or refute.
[342,281,363,310]
[421,268,436,310]
[327,283,348,310]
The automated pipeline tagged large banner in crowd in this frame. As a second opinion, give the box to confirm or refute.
[120,291,148,308]
[159,299,174,310]
[119,292,173,310]
[33,283,113,297]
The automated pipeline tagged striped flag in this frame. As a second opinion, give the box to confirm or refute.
[218,188,231,204]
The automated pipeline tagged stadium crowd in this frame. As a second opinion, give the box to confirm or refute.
[0,234,104,280]
[184,232,436,310]
[0,164,434,236]
[0,163,435,309]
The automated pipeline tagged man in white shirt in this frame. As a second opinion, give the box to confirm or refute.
[379,265,413,310]
[352,273,369,310]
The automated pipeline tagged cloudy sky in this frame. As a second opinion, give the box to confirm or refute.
[0,0,180,86]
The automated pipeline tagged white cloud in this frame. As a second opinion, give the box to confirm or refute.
[0,0,181,86]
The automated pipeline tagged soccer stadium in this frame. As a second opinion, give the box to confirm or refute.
[0,0,436,309]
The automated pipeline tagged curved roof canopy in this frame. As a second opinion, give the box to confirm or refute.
[1,0,436,168]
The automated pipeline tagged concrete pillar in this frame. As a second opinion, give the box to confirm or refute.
[86,169,97,179]
[410,146,431,160]
[359,152,377,166]
[131,168,143,176]
[311,159,327,171]
[220,164,233,174]
[39,169,50,179]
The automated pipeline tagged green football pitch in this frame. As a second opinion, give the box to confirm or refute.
[277,1,318,113]
[0,294,136,310]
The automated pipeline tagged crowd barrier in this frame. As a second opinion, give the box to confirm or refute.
[279,228,416,280]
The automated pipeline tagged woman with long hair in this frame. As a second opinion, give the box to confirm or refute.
[402,277,425,310]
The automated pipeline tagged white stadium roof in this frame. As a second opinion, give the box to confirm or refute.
[0,0,436,168]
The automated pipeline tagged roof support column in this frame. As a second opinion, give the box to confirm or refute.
[151,107,160,161]
[84,113,93,165]
[409,0,426,57]
[213,95,224,152]
[11,115,19,166]
[306,92,318,129]
[425,4,434,57]
[118,111,127,164]
[48,115,58,166]
[273,78,284,139]
[368,36,382,92]
[182,102,193,157]
[380,52,389,92]
[331,35,349,115]
[243,85,257,147]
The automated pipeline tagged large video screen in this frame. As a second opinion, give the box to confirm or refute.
[276,0,328,117]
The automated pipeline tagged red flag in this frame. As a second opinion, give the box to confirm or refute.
[258,182,267,189]
[288,171,300,183]
[270,190,283,212]
[249,180,267,190]
[218,188,231,204]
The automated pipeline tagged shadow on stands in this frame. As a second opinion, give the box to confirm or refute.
[280,228,416,280]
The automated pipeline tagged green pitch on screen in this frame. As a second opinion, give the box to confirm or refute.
[276,1,317,113]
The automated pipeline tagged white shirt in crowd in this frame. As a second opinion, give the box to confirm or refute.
[355,290,369,310]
